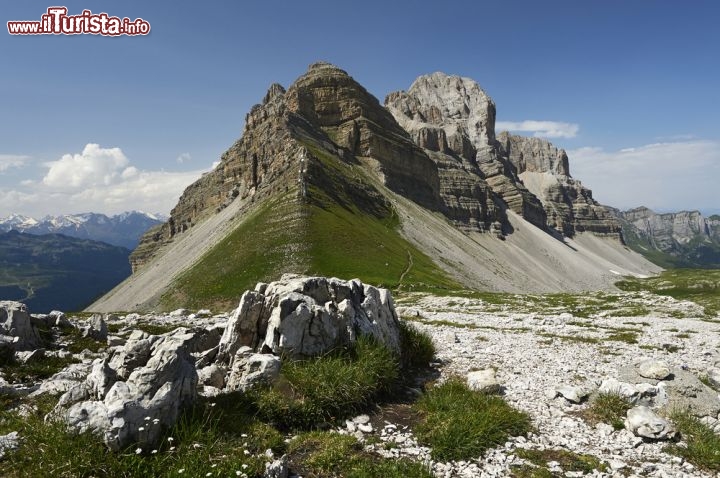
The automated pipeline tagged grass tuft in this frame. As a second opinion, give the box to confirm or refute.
[413,377,531,461]
[251,336,399,430]
[287,431,432,478]
[582,392,633,430]
[398,321,435,370]
[514,448,607,475]
[666,410,720,472]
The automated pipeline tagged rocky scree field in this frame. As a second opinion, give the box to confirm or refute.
[0,271,719,477]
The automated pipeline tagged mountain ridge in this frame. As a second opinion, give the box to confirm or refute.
[613,206,720,268]
[90,62,660,313]
[0,211,165,250]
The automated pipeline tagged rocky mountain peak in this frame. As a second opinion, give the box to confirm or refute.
[385,72,496,158]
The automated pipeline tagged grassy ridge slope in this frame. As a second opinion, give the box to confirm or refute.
[159,141,459,311]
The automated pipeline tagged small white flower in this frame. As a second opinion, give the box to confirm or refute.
[138,427,145,431]
[145,416,151,421]
[135,447,142,455]
[210,402,217,407]
[243,449,250,455]
[151,449,158,454]
[240,433,248,438]
[178,469,184,474]
[241,464,248,469]
[206,473,212,477]
[235,472,242,477]
[153,418,160,424]
[167,437,174,442]
[193,443,201,449]
[211,464,217,468]
[169,446,176,451]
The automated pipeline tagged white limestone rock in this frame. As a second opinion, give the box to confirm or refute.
[625,406,676,440]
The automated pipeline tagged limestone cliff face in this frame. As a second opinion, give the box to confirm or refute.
[620,207,711,249]
[498,133,620,237]
[385,72,547,231]
[616,207,720,267]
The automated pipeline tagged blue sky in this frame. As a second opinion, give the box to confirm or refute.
[1,0,718,217]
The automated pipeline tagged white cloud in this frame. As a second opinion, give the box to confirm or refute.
[0,154,31,172]
[176,152,191,164]
[0,143,207,217]
[568,140,720,212]
[43,143,131,189]
[496,120,579,138]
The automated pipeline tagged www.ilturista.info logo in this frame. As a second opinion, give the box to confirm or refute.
[7,7,150,36]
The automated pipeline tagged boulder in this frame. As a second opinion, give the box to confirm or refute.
[82,314,108,341]
[625,406,676,440]
[57,328,199,451]
[0,431,20,460]
[618,366,720,417]
[467,369,501,394]
[637,360,671,380]
[0,301,42,351]
[49,310,72,328]
[197,364,225,389]
[217,276,401,360]
[265,454,289,478]
[225,347,281,392]
[555,385,589,404]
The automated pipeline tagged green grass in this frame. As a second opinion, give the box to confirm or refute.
[287,431,432,478]
[0,326,441,477]
[582,392,633,430]
[1,354,78,384]
[616,269,720,317]
[134,322,180,336]
[413,378,531,461]
[63,327,107,353]
[514,448,607,474]
[250,337,399,430]
[160,139,460,311]
[0,394,283,478]
[160,192,307,311]
[666,410,720,472]
[397,321,436,370]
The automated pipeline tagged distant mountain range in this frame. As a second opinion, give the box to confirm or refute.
[0,211,165,250]
[0,230,132,313]
[613,207,720,268]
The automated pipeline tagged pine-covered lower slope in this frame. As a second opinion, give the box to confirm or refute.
[0,231,131,312]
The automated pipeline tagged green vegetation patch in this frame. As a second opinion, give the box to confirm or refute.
[160,192,307,311]
[251,337,399,430]
[666,410,720,472]
[581,391,633,430]
[0,394,283,478]
[287,431,432,478]
[513,448,607,475]
[413,378,531,461]
[616,269,720,317]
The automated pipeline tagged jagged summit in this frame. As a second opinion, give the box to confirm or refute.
[91,63,658,313]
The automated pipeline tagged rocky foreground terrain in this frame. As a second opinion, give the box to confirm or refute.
[1,276,720,477]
